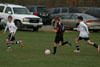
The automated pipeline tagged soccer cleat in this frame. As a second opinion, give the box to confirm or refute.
[98,46,100,53]
[67,40,72,46]
[19,40,24,47]
[52,52,56,55]
[73,50,80,53]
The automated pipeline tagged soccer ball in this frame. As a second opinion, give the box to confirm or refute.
[45,49,51,55]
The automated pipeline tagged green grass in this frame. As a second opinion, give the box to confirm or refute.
[0,31,100,67]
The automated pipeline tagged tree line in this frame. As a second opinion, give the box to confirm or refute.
[0,0,100,8]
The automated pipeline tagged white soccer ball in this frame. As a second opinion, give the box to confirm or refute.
[45,49,51,55]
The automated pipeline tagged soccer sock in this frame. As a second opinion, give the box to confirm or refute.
[13,41,20,44]
[6,42,11,48]
[93,43,98,48]
[53,47,57,54]
[76,45,80,51]
[62,41,68,46]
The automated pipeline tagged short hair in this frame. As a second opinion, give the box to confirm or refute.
[55,16,60,21]
[77,16,83,21]
[8,16,12,19]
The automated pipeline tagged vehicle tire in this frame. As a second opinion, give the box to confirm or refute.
[14,21,22,29]
[0,26,3,30]
[33,27,39,32]
[43,22,47,25]
[93,30,99,32]
[0,24,6,30]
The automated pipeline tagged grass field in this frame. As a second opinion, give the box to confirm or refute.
[0,31,100,67]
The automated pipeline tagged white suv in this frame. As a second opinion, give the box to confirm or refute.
[0,3,43,31]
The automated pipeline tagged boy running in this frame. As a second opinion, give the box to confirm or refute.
[52,17,72,55]
[74,16,100,53]
[3,16,23,51]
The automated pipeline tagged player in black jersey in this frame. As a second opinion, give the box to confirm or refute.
[52,17,72,55]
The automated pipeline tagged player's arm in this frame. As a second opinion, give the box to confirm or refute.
[74,27,80,31]
[3,26,8,34]
[84,25,89,34]
[13,23,18,30]
[56,23,59,32]
[56,27,59,32]
[12,23,18,34]
[74,23,80,31]
[76,23,79,27]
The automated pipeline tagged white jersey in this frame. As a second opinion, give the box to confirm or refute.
[76,21,89,37]
[4,21,17,34]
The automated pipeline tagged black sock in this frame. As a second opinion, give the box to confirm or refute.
[62,41,68,46]
[53,47,57,54]
[6,42,11,48]
[76,45,80,51]
[93,43,98,48]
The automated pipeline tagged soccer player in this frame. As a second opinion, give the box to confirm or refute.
[74,16,100,53]
[3,16,23,51]
[52,17,72,55]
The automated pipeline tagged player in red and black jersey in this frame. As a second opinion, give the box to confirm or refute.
[53,17,72,55]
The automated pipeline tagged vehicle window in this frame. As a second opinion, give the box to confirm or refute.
[81,14,96,19]
[53,8,60,14]
[62,8,68,13]
[69,7,81,13]
[61,14,72,19]
[0,6,4,12]
[37,7,48,12]
[27,7,35,12]
[85,8,100,18]
[71,15,78,19]
[71,14,96,20]
[13,8,30,14]
[30,7,35,12]
[5,7,12,13]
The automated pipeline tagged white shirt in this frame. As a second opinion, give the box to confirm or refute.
[76,21,89,37]
[4,21,17,34]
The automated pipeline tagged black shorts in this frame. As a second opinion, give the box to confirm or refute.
[77,36,90,41]
[7,33,15,41]
[54,34,63,43]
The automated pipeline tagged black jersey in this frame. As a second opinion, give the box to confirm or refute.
[56,22,65,35]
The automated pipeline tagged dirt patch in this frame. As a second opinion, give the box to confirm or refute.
[39,25,55,32]
[39,25,74,32]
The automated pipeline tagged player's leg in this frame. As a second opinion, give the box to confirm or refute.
[10,34,24,47]
[74,37,80,53]
[6,39,12,51]
[86,40,100,52]
[58,41,62,46]
[19,40,24,47]
[53,42,57,55]
[62,40,72,46]
[58,41,71,46]
[6,38,10,49]
[53,35,59,55]
[85,37,98,48]
[59,35,72,46]
[86,40,96,46]
[11,40,24,47]
[6,34,12,51]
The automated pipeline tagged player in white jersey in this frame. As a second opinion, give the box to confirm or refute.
[74,16,100,53]
[3,16,23,51]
